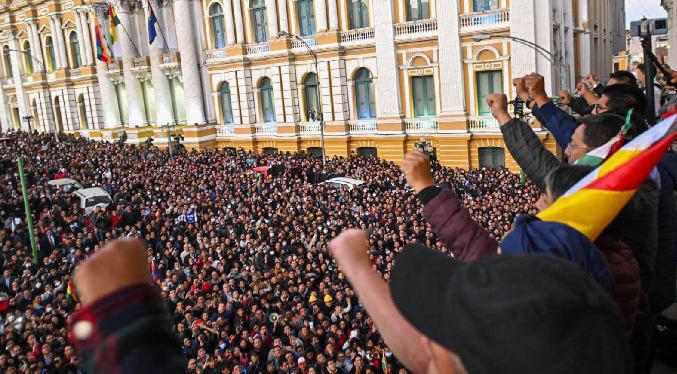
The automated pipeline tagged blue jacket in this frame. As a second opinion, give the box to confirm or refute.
[532,101,577,149]
[501,215,616,297]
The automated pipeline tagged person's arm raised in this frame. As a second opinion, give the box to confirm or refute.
[330,230,430,374]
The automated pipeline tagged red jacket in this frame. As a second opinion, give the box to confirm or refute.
[595,234,641,336]
[110,214,123,229]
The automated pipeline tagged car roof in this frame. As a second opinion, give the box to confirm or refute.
[326,177,365,185]
[73,187,110,199]
[47,178,79,186]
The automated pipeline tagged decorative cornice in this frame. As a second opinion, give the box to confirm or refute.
[108,0,142,13]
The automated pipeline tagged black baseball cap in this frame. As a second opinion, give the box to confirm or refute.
[390,244,632,374]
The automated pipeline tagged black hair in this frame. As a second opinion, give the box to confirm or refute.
[608,71,638,87]
[601,84,648,117]
[544,165,596,201]
[578,113,625,148]
[636,63,645,71]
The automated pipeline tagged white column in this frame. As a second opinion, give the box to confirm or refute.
[265,0,279,39]
[0,83,10,131]
[80,10,94,65]
[174,0,206,125]
[328,0,339,30]
[277,0,289,34]
[437,0,466,115]
[233,0,245,43]
[29,21,45,71]
[9,37,30,128]
[146,0,175,126]
[115,4,148,126]
[53,16,69,69]
[667,1,677,69]
[74,10,87,67]
[48,17,63,69]
[372,0,401,118]
[315,0,328,32]
[223,0,236,45]
[93,7,121,128]
[330,59,349,121]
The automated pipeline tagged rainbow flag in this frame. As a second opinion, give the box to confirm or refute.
[538,116,677,241]
[66,281,79,304]
[151,258,160,283]
[94,12,111,63]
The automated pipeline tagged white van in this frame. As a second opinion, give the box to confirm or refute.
[321,177,366,191]
[73,187,112,215]
[47,178,83,193]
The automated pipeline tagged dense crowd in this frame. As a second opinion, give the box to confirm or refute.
[0,131,537,374]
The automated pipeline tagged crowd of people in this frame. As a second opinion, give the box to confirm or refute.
[0,131,538,373]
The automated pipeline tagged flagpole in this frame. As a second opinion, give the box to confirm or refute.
[119,23,143,58]
[155,19,170,54]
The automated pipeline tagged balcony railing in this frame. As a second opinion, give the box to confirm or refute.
[405,119,438,133]
[340,28,375,44]
[292,37,317,50]
[459,9,510,32]
[255,124,277,135]
[349,120,378,134]
[468,116,500,131]
[395,19,438,37]
[247,44,270,55]
[205,49,228,64]
[299,122,322,134]
[215,125,234,137]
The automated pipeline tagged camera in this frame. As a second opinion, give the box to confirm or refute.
[630,18,668,37]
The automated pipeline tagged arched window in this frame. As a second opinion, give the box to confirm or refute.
[219,82,233,124]
[70,32,81,68]
[354,68,376,119]
[479,147,505,169]
[298,0,315,36]
[78,94,88,129]
[23,41,33,75]
[210,3,226,49]
[251,0,268,43]
[304,73,319,121]
[46,36,56,72]
[259,77,275,123]
[407,0,430,21]
[348,0,369,29]
[3,45,12,77]
[53,96,64,133]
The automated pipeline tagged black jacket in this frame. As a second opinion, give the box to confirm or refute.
[500,118,659,298]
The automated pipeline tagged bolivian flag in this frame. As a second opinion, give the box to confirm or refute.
[538,116,677,241]
[108,4,120,51]
[66,281,79,304]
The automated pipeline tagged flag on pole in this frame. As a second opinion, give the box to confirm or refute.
[66,281,79,304]
[151,258,161,283]
[93,12,112,63]
[108,4,120,50]
[538,116,677,241]
[146,0,163,48]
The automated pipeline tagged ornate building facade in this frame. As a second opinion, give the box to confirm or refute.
[0,0,603,171]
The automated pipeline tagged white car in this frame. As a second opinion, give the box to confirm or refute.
[47,178,83,193]
[321,177,366,191]
[73,187,113,215]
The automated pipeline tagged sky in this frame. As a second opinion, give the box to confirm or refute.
[626,0,668,28]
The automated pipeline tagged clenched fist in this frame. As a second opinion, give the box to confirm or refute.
[73,239,153,305]
[401,151,435,194]
[524,73,548,102]
[557,90,572,105]
[329,229,371,276]
[513,78,529,102]
[486,93,512,125]
[576,83,591,96]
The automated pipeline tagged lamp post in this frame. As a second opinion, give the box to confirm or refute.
[414,137,434,158]
[279,31,326,166]
[22,115,33,133]
[162,124,174,158]
[471,33,571,90]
